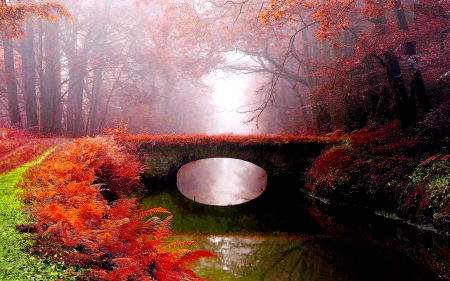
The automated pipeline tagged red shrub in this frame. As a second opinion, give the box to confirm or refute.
[122,132,336,147]
[305,122,417,207]
[20,137,215,280]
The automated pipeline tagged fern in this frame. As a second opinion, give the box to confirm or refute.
[19,137,215,280]
[140,207,171,220]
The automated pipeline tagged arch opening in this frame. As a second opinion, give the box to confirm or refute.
[176,158,267,206]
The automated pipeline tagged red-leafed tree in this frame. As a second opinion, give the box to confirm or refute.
[258,0,449,132]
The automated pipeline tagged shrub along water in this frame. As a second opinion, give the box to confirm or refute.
[19,137,214,280]
[306,98,450,235]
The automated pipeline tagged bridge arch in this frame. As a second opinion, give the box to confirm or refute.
[137,141,326,183]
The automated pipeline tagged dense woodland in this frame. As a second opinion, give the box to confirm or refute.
[0,0,448,135]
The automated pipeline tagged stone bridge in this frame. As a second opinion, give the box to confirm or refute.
[134,136,329,183]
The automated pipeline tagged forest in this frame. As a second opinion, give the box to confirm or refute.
[0,0,447,135]
[0,0,450,280]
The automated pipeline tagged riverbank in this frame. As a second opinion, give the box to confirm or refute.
[304,97,450,236]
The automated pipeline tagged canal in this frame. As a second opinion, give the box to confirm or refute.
[141,174,450,280]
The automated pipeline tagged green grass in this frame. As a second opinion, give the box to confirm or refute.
[0,148,81,281]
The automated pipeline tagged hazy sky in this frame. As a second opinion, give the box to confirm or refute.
[208,71,253,134]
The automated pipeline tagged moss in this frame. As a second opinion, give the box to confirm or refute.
[400,158,450,232]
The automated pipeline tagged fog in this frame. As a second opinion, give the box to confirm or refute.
[1,0,446,136]
[0,0,313,136]
[205,71,256,135]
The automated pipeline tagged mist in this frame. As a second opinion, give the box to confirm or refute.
[0,0,447,136]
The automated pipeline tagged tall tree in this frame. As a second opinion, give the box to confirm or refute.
[0,0,71,132]
[41,20,62,134]
[66,23,85,137]
[393,0,430,117]
[2,36,22,127]
[20,17,38,130]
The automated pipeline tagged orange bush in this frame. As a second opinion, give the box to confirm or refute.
[20,137,214,280]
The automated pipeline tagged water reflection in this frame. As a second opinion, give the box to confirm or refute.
[177,158,267,206]
[191,234,441,281]
[143,175,448,280]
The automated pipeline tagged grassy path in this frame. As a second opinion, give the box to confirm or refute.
[0,147,77,281]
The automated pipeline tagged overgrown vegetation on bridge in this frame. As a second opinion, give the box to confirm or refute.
[116,130,336,146]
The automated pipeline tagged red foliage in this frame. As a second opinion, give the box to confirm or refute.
[306,144,355,192]
[0,127,63,174]
[122,133,337,147]
[306,97,450,233]
[306,122,418,206]
[101,123,342,146]
[20,137,215,280]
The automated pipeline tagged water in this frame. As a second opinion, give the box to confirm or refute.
[141,173,450,280]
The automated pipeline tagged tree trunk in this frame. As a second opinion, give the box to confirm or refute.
[394,0,430,116]
[2,37,22,127]
[411,71,430,115]
[292,86,311,133]
[42,21,62,135]
[37,19,44,134]
[370,5,417,129]
[87,67,103,135]
[20,17,38,131]
[383,52,415,128]
[86,0,111,135]
[67,26,85,137]
[302,27,321,135]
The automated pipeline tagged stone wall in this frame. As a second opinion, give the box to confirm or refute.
[137,142,327,181]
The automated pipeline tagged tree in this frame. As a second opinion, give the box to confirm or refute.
[41,20,62,134]
[66,19,85,137]
[20,16,38,130]
[258,0,449,131]
[0,0,70,132]
[2,36,22,127]
[0,0,71,39]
